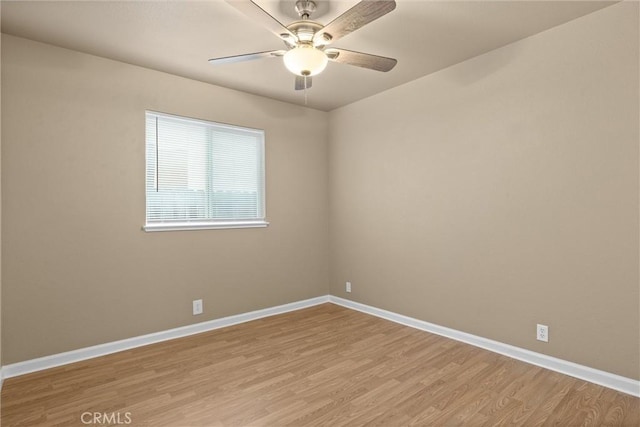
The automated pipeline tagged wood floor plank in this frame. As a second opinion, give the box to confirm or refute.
[2,303,638,426]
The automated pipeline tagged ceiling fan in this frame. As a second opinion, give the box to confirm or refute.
[209,0,398,91]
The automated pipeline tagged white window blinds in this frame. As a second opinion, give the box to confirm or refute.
[144,112,267,231]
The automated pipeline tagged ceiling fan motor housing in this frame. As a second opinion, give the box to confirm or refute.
[287,20,323,43]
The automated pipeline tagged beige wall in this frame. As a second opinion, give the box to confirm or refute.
[0,29,3,372]
[329,2,639,379]
[1,35,329,364]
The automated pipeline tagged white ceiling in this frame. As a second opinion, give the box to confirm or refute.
[1,0,616,111]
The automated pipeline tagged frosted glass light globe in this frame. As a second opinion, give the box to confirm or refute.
[283,45,328,77]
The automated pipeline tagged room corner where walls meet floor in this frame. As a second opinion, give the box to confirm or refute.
[1,295,638,398]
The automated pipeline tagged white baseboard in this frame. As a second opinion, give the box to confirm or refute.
[2,294,638,398]
[329,296,640,397]
[2,295,330,380]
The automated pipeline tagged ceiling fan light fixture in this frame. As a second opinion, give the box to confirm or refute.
[283,45,328,77]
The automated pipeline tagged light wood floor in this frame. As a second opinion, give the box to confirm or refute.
[2,303,639,426]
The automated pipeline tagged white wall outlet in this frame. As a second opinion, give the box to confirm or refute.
[536,324,549,342]
[346,282,352,293]
[193,299,203,315]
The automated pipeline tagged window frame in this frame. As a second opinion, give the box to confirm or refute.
[143,111,268,232]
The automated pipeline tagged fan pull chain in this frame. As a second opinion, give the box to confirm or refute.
[304,75,308,105]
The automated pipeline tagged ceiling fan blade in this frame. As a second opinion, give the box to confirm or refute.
[208,50,285,65]
[295,75,313,91]
[314,0,396,45]
[225,1,297,43]
[325,48,397,72]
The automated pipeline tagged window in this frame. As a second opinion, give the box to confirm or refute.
[144,111,267,231]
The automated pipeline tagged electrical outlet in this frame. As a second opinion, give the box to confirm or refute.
[536,324,549,342]
[346,282,352,293]
[193,299,203,315]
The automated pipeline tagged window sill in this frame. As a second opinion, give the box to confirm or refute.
[143,220,269,232]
